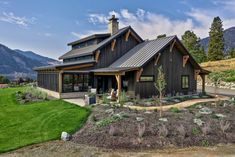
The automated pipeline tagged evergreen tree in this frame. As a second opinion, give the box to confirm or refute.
[208,16,224,61]
[182,30,207,63]
[229,48,235,58]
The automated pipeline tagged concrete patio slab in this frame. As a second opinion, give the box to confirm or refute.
[63,98,86,107]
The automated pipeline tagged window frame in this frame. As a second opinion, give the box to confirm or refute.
[181,75,189,89]
[139,75,154,82]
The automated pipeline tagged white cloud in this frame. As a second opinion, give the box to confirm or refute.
[0,0,9,5]
[0,12,36,27]
[71,30,106,39]
[84,8,235,39]
[44,33,52,37]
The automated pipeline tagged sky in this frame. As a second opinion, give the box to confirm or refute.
[0,0,235,60]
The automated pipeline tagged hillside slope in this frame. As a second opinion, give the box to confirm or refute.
[0,44,59,76]
[200,58,235,72]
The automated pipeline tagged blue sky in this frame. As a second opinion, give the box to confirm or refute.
[0,0,235,59]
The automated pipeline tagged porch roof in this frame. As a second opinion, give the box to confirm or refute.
[34,59,95,71]
[91,67,139,73]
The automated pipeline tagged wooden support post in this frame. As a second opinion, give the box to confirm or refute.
[154,53,161,65]
[194,69,200,80]
[115,74,121,102]
[201,74,206,94]
[111,39,116,51]
[125,29,131,41]
[183,55,189,67]
[136,68,143,82]
[95,50,100,62]
[58,71,63,97]
[170,39,176,52]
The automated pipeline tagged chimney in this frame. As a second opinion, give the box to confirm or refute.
[108,15,119,35]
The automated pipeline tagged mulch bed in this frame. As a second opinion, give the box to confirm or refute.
[72,100,235,150]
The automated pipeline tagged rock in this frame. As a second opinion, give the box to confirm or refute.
[124,102,134,106]
[105,108,114,114]
[199,107,212,115]
[159,118,168,122]
[196,105,203,109]
[215,113,226,118]
[160,100,167,103]
[193,118,204,126]
[223,102,229,107]
[61,132,71,141]
[173,99,180,103]
[144,111,152,114]
[136,117,144,122]
[145,102,153,106]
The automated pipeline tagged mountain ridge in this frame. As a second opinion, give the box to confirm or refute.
[0,43,59,78]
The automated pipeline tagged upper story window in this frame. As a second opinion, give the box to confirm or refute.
[181,75,189,89]
[72,39,97,49]
[63,55,94,63]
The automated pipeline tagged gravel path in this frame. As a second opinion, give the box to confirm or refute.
[124,95,230,111]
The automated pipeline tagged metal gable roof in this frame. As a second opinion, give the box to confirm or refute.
[59,26,141,60]
[110,36,176,68]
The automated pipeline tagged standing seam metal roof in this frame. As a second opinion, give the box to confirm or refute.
[59,26,136,60]
[110,36,176,68]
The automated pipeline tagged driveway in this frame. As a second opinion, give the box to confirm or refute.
[198,86,235,96]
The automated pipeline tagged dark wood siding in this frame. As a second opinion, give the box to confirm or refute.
[94,34,139,68]
[37,72,59,92]
[135,45,197,98]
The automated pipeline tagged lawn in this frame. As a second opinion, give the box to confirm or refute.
[0,87,90,153]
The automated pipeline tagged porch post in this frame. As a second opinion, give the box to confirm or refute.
[115,74,121,102]
[201,74,206,94]
[58,71,63,97]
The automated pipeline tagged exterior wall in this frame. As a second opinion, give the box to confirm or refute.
[135,45,197,98]
[94,34,140,68]
[37,87,60,99]
[37,71,59,92]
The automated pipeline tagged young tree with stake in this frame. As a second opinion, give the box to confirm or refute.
[155,66,166,117]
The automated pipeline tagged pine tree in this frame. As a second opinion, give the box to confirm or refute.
[229,48,235,58]
[182,30,207,63]
[208,16,224,61]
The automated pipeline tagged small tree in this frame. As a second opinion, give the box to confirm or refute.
[155,66,167,117]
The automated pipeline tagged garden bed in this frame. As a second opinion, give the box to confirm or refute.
[129,94,213,107]
[73,98,235,150]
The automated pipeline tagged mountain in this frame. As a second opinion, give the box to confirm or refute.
[200,27,235,55]
[0,43,59,78]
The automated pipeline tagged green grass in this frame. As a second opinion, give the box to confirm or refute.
[0,87,90,153]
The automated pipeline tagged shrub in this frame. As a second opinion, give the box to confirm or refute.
[219,120,230,134]
[137,123,146,138]
[102,93,109,104]
[177,124,186,138]
[192,127,200,135]
[170,107,181,113]
[119,91,128,106]
[201,140,210,147]
[158,124,168,137]
[201,122,211,136]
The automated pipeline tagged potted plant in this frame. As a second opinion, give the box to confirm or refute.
[85,92,96,105]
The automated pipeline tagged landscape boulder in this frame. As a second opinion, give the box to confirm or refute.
[199,107,212,115]
[193,118,204,126]
[136,117,144,122]
[159,118,168,122]
[61,132,71,141]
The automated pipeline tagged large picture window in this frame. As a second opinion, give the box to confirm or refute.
[62,73,89,93]
[181,75,189,89]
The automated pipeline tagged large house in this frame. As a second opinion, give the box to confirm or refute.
[34,15,209,99]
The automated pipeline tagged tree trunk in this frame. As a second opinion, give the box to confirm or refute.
[159,92,162,117]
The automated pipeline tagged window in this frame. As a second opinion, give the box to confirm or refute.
[140,76,154,82]
[63,55,94,63]
[62,73,89,93]
[181,75,189,89]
